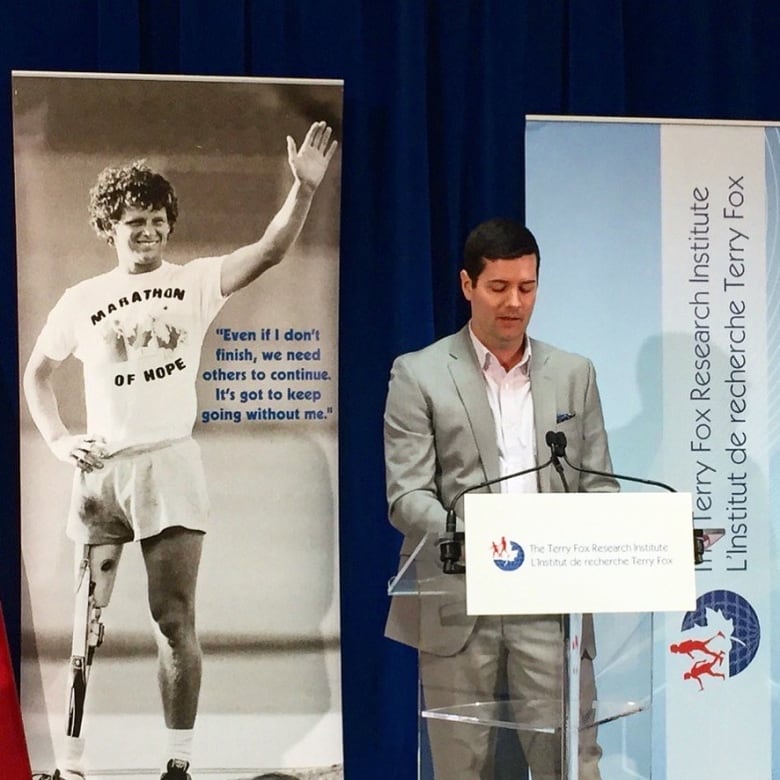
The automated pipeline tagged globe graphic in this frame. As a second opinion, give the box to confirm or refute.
[680,589,760,676]
[493,541,525,571]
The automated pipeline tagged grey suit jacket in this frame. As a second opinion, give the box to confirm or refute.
[384,325,618,656]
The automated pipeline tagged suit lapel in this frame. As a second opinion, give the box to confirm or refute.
[448,327,501,488]
[530,339,555,493]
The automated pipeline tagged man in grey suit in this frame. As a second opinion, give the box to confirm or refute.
[384,218,618,780]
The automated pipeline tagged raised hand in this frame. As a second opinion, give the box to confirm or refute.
[287,120,338,191]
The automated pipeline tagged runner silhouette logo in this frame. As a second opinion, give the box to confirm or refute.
[670,589,760,691]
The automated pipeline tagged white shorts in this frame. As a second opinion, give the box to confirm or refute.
[66,437,210,544]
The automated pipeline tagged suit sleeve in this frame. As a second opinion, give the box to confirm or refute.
[383,355,449,538]
[578,359,619,494]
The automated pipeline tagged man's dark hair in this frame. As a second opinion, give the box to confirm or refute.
[462,217,540,283]
[88,159,179,244]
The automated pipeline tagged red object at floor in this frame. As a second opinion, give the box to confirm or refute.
[0,603,32,778]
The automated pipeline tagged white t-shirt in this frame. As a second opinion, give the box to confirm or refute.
[36,257,228,452]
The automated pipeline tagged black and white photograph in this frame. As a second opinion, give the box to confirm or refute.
[13,72,343,780]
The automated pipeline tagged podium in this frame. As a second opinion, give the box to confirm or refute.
[387,492,706,780]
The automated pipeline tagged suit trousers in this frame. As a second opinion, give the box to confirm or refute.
[420,614,602,780]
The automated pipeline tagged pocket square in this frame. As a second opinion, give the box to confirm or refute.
[556,412,576,423]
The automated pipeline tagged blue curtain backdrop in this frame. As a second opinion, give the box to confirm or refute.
[3,2,780,777]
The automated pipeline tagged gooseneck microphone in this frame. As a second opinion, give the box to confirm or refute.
[546,430,570,493]
[554,433,717,565]
[440,431,565,574]
[553,431,677,493]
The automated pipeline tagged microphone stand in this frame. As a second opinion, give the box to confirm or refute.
[548,432,580,780]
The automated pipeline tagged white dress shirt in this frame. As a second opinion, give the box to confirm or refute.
[468,326,538,494]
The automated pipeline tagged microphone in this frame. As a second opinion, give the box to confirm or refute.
[440,432,565,574]
[551,434,716,564]
[554,433,716,564]
[546,430,570,493]
[554,431,677,493]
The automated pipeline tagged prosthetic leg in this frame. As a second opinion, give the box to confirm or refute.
[55,544,122,779]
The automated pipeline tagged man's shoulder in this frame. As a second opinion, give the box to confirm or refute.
[393,328,468,368]
[530,337,594,371]
[170,256,227,291]
[54,267,120,301]
[387,330,471,403]
[170,256,223,272]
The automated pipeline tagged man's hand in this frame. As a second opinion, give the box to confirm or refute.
[50,434,108,472]
[287,121,338,191]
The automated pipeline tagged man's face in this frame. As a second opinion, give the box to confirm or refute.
[110,206,170,274]
[460,254,538,357]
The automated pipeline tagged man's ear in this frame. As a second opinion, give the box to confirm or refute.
[459,269,473,301]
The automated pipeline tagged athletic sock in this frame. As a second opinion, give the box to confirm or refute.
[61,735,86,777]
[164,727,194,769]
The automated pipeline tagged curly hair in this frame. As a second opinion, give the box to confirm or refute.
[88,160,179,244]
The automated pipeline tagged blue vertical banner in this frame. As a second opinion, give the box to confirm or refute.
[526,117,777,779]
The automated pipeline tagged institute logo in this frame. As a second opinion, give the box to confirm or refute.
[491,536,525,571]
[669,589,760,691]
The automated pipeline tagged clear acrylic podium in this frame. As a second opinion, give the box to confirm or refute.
[387,532,654,780]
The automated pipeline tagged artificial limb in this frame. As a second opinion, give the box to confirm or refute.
[67,544,121,738]
[38,544,122,780]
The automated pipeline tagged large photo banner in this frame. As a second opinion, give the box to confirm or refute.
[526,117,777,779]
[14,72,342,779]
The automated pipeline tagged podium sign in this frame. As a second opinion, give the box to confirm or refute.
[464,492,695,616]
